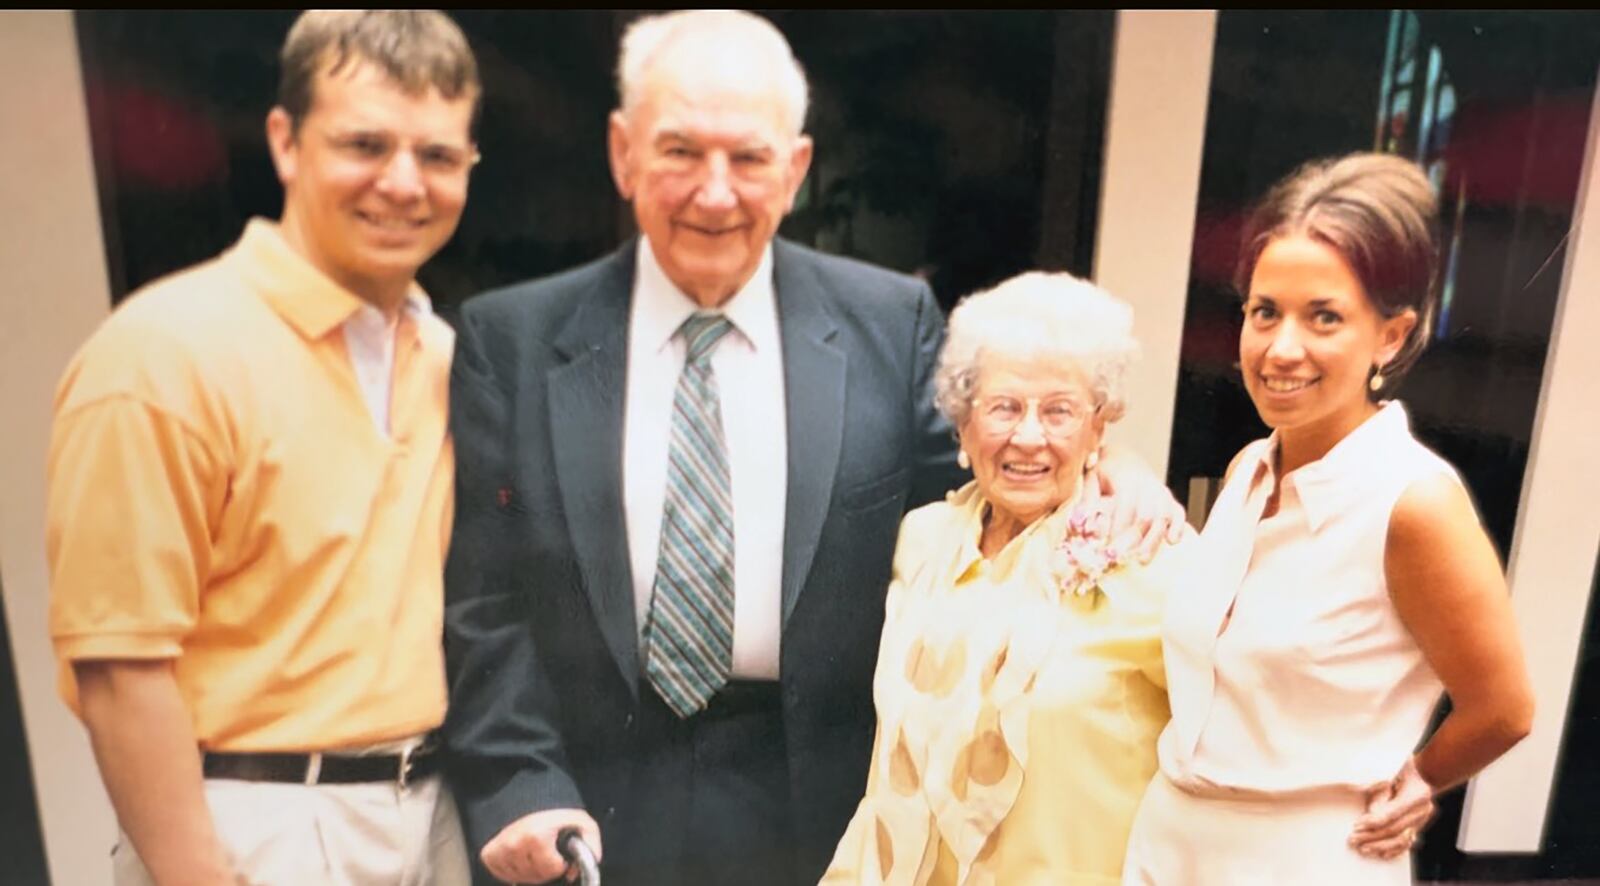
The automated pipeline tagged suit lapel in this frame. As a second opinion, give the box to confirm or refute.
[548,243,640,694]
[774,242,846,628]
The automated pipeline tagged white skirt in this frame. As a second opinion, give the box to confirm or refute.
[1121,774,1413,886]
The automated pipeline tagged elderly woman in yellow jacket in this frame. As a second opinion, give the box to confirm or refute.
[823,271,1186,886]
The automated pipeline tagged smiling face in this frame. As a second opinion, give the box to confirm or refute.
[959,355,1104,538]
[607,60,812,307]
[267,59,476,310]
[1241,234,1415,452]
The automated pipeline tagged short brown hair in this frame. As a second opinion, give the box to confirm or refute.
[1234,152,1440,396]
[278,10,480,133]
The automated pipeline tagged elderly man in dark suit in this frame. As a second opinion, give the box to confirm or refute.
[443,11,1177,886]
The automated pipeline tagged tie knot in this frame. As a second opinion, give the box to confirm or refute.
[680,312,734,364]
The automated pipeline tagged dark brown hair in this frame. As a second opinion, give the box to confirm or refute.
[1235,152,1441,397]
[278,11,480,133]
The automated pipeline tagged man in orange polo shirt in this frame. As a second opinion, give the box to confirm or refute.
[45,11,478,885]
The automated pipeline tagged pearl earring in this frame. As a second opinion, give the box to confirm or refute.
[1369,367,1385,392]
[958,449,971,470]
[1085,449,1100,472]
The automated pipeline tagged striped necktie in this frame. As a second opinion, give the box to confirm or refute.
[645,312,736,718]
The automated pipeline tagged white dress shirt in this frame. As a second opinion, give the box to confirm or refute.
[624,239,789,679]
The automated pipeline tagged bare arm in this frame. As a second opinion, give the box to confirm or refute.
[75,659,236,886]
[1392,474,1533,788]
[1351,473,1534,857]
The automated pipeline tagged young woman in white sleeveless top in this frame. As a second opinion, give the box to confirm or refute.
[1123,154,1534,885]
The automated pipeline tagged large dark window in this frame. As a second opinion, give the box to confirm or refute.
[74,11,1112,318]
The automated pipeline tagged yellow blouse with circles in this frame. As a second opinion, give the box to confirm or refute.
[822,481,1186,886]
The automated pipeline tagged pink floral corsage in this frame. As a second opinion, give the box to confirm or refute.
[1052,506,1123,600]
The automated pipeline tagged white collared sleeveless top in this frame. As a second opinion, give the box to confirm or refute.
[1157,402,1457,794]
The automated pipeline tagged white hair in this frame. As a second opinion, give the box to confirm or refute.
[616,10,810,137]
[934,271,1141,429]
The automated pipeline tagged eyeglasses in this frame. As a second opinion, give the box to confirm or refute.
[321,129,481,177]
[970,394,1094,439]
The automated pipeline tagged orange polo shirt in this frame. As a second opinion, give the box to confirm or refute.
[46,219,454,751]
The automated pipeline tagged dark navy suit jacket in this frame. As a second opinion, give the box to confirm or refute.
[442,238,961,882]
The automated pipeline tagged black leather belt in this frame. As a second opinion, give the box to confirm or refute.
[202,742,439,788]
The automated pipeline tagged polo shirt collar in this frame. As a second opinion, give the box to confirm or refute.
[233,218,431,340]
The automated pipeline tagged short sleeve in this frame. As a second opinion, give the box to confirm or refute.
[47,389,223,667]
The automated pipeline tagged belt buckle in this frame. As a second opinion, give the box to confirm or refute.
[399,744,415,790]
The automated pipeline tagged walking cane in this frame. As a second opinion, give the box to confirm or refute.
[557,827,602,886]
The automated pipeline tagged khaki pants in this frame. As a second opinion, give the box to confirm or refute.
[112,774,469,886]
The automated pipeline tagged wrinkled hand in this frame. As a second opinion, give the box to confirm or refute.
[1091,449,1186,563]
[480,808,602,885]
[1350,756,1434,860]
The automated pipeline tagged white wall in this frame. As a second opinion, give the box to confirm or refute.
[1093,10,1217,479]
[0,11,118,886]
[1457,64,1600,853]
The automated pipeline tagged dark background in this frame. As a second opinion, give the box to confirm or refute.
[70,10,1112,318]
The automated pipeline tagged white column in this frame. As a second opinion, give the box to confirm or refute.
[1093,10,1217,478]
[1457,65,1600,853]
[0,11,118,884]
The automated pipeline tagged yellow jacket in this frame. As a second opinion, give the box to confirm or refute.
[822,482,1187,885]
